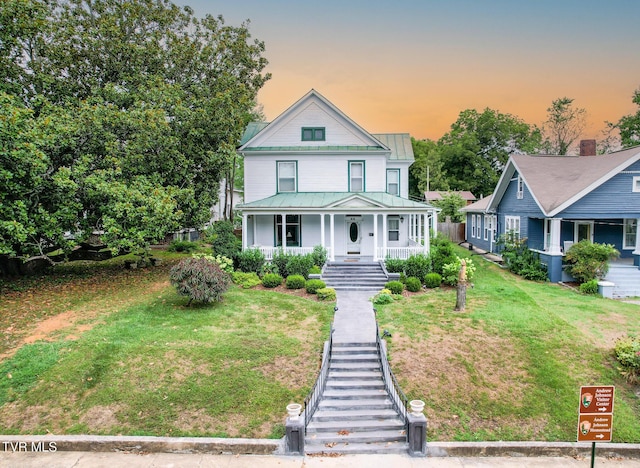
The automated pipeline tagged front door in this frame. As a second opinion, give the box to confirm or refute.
[346,217,362,255]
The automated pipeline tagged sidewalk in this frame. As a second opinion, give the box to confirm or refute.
[2,451,640,467]
[333,289,377,343]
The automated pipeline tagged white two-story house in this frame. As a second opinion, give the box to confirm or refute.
[237,89,438,262]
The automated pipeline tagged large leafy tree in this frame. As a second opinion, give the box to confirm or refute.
[541,97,587,155]
[437,108,541,197]
[610,87,640,148]
[0,0,270,262]
[409,138,448,199]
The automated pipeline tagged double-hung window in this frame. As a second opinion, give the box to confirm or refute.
[277,161,297,193]
[386,169,400,196]
[275,215,300,247]
[505,215,520,241]
[471,215,476,238]
[516,175,524,199]
[623,219,637,249]
[484,214,491,241]
[349,161,364,192]
[388,217,400,241]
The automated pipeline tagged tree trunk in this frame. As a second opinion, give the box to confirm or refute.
[454,259,467,311]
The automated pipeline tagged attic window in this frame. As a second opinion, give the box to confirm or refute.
[302,127,325,141]
[516,175,524,199]
[633,176,640,193]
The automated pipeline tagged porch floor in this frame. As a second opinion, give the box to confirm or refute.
[331,256,376,263]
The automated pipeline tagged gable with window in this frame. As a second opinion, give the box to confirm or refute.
[277,161,297,193]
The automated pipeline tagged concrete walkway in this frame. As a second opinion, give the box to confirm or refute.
[2,451,640,467]
[332,290,378,344]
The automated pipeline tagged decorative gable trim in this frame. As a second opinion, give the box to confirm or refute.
[327,194,385,209]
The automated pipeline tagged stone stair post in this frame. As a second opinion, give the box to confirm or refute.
[285,413,305,454]
[407,413,427,456]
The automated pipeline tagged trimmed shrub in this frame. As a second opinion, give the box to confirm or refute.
[311,245,328,268]
[405,276,422,292]
[286,253,315,279]
[169,257,231,305]
[286,274,306,289]
[261,273,283,288]
[192,253,233,274]
[309,265,322,275]
[317,287,336,301]
[614,335,640,384]
[232,271,261,289]
[272,249,293,278]
[205,220,241,259]
[565,240,620,283]
[167,240,199,253]
[385,280,404,295]
[384,257,406,273]
[579,279,599,295]
[404,254,431,280]
[305,279,326,294]
[372,292,394,305]
[235,248,265,273]
[430,236,456,275]
[260,262,279,277]
[424,272,442,288]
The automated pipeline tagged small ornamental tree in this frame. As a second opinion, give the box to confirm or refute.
[169,257,231,306]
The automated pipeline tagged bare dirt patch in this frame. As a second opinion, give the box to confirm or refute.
[79,405,123,432]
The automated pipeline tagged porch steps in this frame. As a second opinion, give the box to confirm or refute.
[604,264,640,299]
[322,262,388,291]
[305,343,408,455]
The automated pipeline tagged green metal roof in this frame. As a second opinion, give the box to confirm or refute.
[372,133,414,161]
[238,192,435,210]
[239,122,269,145]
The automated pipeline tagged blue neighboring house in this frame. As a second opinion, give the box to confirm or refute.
[461,145,640,293]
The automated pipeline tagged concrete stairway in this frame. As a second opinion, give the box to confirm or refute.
[322,262,388,291]
[304,343,408,454]
[604,263,640,298]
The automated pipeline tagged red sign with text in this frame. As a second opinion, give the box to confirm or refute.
[577,386,614,442]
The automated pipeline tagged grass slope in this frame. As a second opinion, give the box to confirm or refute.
[376,248,640,442]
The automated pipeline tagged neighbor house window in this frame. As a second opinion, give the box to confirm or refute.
[301,127,325,141]
[349,161,365,192]
[505,215,520,241]
[471,215,476,238]
[634,176,640,193]
[277,161,297,193]
[476,215,482,239]
[517,175,524,199]
[388,217,400,241]
[275,215,300,247]
[484,214,491,241]
[386,169,400,196]
[623,219,637,249]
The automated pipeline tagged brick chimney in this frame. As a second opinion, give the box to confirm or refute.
[580,139,596,156]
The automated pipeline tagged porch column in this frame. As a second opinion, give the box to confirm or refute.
[417,214,422,246]
[423,213,428,254]
[432,210,438,238]
[382,213,387,260]
[548,218,563,255]
[242,213,248,249]
[373,213,378,261]
[634,218,640,267]
[252,215,257,247]
[409,214,414,242]
[281,213,287,253]
[330,214,335,261]
[320,213,325,249]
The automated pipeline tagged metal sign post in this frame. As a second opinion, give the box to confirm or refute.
[577,386,615,468]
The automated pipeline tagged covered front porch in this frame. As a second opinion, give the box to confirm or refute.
[237,192,439,261]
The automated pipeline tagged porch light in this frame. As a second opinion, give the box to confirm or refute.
[400,216,404,223]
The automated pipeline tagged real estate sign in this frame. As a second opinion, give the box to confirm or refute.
[577,386,614,442]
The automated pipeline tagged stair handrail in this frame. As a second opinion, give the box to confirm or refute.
[303,322,333,429]
[376,324,409,426]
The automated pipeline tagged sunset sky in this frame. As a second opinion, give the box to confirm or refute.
[176,0,640,142]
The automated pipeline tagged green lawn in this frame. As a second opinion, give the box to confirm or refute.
[376,247,640,442]
[0,247,638,442]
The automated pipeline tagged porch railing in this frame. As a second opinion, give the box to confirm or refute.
[255,246,327,261]
[376,324,408,428]
[378,246,427,260]
[303,323,333,430]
